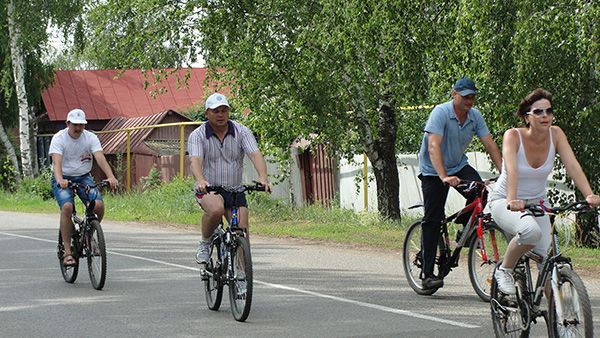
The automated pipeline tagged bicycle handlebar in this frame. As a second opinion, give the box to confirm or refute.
[205,182,267,194]
[60,180,110,191]
[507,200,594,216]
[456,177,498,194]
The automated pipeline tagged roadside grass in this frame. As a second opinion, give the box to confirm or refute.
[2,178,599,269]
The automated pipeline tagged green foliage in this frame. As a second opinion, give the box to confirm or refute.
[105,176,201,224]
[0,155,17,191]
[16,165,53,199]
[79,0,600,225]
[139,164,162,192]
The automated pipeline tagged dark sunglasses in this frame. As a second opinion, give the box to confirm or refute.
[526,107,553,116]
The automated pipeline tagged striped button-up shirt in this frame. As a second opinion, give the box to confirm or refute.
[187,120,259,190]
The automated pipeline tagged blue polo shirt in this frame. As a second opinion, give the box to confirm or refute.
[418,100,490,176]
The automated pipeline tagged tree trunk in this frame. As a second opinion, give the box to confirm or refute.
[30,106,39,174]
[0,118,21,182]
[365,98,400,220]
[7,0,33,178]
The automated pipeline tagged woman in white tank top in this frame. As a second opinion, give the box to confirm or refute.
[489,88,600,295]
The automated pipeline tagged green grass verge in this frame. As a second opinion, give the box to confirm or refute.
[1,178,599,270]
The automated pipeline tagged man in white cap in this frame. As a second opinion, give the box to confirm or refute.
[188,93,271,267]
[49,108,118,266]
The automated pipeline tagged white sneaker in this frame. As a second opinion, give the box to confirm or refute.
[494,268,516,295]
[195,240,210,264]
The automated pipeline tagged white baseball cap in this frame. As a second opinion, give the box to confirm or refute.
[66,108,88,124]
[204,93,230,111]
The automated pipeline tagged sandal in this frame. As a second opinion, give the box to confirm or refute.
[63,254,77,267]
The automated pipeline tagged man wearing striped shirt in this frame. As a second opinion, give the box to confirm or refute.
[188,92,271,265]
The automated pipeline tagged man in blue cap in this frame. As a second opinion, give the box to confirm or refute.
[416,76,502,290]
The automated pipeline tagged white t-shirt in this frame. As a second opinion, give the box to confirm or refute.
[49,128,103,176]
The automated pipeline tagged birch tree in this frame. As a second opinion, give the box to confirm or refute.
[6,0,32,177]
[1,0,86,178]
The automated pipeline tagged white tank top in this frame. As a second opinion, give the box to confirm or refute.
[491,128,555,201]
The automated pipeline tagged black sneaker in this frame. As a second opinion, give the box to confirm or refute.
[422,276,444,290]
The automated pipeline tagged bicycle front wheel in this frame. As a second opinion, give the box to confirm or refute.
[468,223,509,302]
[402,219,439,295]
[58,229,79,283]
[229,236,253,322]
[548,267,593,337]
[204,241,223,310]
[86,220,107,290]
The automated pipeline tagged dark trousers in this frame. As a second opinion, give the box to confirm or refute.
[419,165,481,278]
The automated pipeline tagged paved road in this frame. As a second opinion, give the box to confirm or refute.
[1,211,599,337]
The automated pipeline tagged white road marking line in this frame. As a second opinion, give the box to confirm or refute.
[2,231,479,328]
[256,280,479,328]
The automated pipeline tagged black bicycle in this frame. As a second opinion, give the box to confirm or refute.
[57,181,108,290]
[201,183,266,322]
[490,201,595,337]
[403,179,510,301]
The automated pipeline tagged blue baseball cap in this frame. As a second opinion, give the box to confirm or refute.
[453,76,478,96]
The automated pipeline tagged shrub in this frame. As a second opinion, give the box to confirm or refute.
[17,166,54,200]
[0,156,18,192]
[139,165,162,191]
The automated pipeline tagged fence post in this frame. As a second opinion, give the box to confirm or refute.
[126,130,131,192]
[180,125,185,178]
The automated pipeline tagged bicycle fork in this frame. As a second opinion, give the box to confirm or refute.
[550,264,581,327]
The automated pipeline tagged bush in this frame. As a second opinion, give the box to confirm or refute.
[17,166,54,200]
[0,156,18,192]
[139,165,162,191]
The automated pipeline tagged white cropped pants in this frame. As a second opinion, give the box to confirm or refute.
[489,198,552,257]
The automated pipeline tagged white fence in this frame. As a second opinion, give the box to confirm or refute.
[339,152,574,216]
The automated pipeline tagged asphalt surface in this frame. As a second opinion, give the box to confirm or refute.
[1,210,599,337]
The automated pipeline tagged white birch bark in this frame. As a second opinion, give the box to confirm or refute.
[7,0,33,177]
[0,118,22,182]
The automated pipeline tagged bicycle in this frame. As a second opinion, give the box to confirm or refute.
[403,178,509,301]
[57,181,109,290]
[200,183,267,322]
[490,201,594,337]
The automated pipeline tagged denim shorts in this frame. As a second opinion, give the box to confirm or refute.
[52,174,103,209]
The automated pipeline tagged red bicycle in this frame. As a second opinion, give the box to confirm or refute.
[403,178,509,301]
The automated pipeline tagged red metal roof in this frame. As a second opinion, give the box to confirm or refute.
[42,68,208,121]
[97,110,192,155]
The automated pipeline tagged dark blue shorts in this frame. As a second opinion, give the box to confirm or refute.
[195,190,247,209]
[52,174,103,209]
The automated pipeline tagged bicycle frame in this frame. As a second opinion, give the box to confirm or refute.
[68,183,103,249]
[441,180,500,271]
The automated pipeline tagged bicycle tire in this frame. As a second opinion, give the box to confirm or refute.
[229,236,253,322]
[58,229,79,283]
[86,220,107,290]
[402,219,439,296]
[468,222,509,302]
[548,267,593,337]
[204,240,223,310]
[490,264,530,337]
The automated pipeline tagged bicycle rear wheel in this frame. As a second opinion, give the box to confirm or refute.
[58,229,79,283]
[204,240,223,310]
[229,236,253,322]
[402,219,440,295]
[548,267,593,337]
[86,220,107,290]
[468,222,509,302]
[490,264,530,337]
